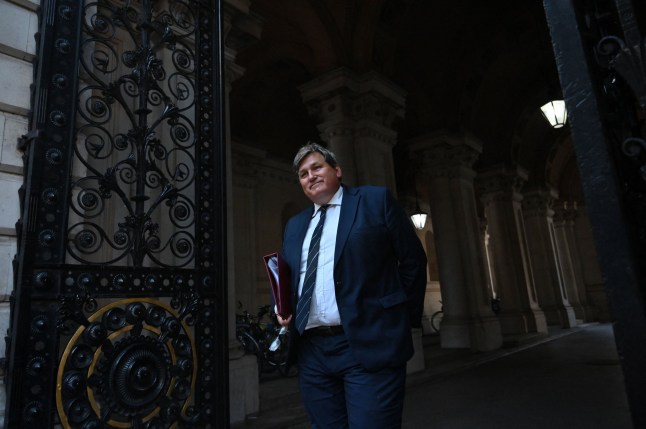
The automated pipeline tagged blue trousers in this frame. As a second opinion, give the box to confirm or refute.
[297,333,407,429]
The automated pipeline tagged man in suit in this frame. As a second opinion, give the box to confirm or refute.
[277,142,427,428]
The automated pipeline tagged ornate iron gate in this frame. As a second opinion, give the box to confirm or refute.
[543,0,646,426]
[4,0,228,427]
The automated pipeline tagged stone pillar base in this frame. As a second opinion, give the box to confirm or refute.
[471,317,503,351]
[407,328,425,373]
[498,310,548,335]
[440,317,503,351]
[571,303,588,322]
[581,304,596,323]
[542,305,578,328]
[229,354,259,424]
[440,319,472,348]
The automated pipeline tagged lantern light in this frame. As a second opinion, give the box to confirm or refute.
[540,99,568,128]
[410,201,428,230]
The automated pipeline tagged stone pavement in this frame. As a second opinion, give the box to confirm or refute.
[233,323,632,429]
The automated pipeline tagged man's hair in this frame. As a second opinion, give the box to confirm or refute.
[292,142,339,173]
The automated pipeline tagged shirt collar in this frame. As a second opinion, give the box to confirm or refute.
[313,186,343,215]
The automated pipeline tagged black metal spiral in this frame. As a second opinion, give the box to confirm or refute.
[67,0,198,268]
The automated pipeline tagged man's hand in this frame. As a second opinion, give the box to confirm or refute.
[277,314,292,327]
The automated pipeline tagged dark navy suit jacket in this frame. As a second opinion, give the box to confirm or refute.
[282,185,427,371]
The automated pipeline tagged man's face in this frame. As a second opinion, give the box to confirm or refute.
[298,152,342,205]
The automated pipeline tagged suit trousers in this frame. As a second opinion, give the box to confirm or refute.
[297,332,407,429]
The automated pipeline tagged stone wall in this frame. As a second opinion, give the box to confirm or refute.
[0,0,39,425]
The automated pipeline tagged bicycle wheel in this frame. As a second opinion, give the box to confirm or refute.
[238,331,264,377]
[237,330,259,354]
[430,310,443,334]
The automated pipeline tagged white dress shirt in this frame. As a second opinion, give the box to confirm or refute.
[298,186,343,329]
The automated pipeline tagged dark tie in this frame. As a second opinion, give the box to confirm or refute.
[295,205,328,334]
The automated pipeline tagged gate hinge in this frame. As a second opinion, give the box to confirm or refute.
[17,128,43,153]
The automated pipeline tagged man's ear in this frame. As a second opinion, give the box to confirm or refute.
[335,166,342,180]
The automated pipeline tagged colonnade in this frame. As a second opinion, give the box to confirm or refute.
[223,5,598,421]
[295,67,595,341]
[293,69,596,346]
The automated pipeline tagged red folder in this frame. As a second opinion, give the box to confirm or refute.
[263,252,292,319]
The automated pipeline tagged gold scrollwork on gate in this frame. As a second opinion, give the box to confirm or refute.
[56,298,197,428]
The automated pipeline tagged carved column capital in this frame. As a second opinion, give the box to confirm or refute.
[233,143,298,186]
[223,0,263,86]
[317,121,355,141]
[522,188,558,218]
[476,166,528,205]
[225,50,246,87]
[553,201,579,224]
[410,132,483,181]
[299,67,406,144]
[223,0,262,48]
[300,68,406,188]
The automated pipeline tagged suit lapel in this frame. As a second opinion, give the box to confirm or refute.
[289,207,313,293]
[295,210,312,253]
[335,186,359,267]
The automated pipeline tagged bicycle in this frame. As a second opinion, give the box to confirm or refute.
[236,304,295,378]
[430,301,443,334]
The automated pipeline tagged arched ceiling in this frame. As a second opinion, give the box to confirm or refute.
[230,0,575,190]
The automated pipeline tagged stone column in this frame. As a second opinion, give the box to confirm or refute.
[231,153,261,309]
[401,195,439,334]
[477,167,547,335]
[412,133,502,351]
[300,68,405,192]
[553,202,589,321]
[522,189,577,327]
[224,1,262,422]
[480,219,497,300]
[319,121,358,186]
[564,210,593,322]
[574,208,607,320]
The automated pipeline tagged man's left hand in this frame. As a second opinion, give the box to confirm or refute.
[277,314,292,327]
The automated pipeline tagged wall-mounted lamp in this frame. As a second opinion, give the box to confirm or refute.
[410,200,428,230]
[540,99,568,128]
